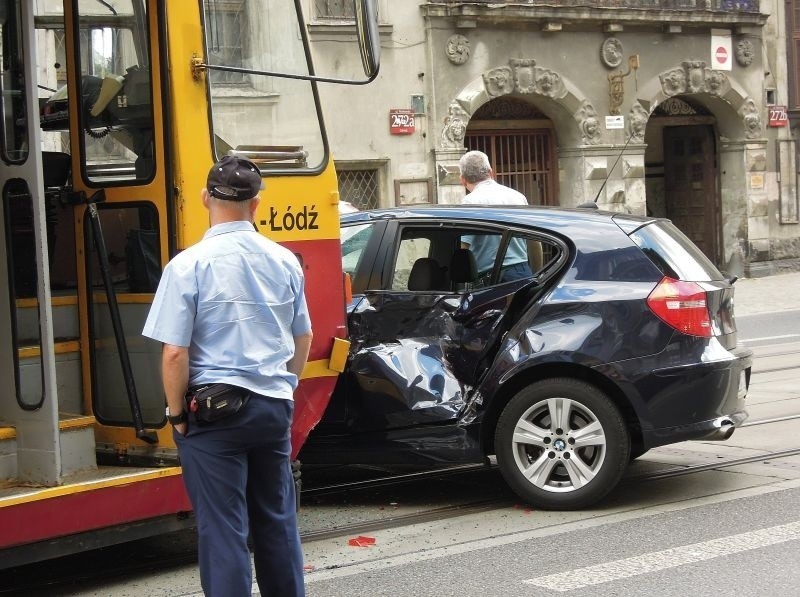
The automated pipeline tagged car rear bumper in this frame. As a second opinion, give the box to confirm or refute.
[644,409,749,448]
[618,343,753,450]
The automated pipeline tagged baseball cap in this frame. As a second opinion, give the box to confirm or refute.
[206,155,265,201]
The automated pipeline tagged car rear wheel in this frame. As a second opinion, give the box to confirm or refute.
[494,378,630,510]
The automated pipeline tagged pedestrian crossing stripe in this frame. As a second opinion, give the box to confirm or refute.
[523,520,800,591]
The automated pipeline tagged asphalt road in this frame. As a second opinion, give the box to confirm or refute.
[5,280,799,597]
[737,309,800,346]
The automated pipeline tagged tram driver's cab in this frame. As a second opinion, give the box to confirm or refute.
[40,66,154,179]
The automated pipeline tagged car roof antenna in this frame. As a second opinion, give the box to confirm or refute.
[578,131,634,209]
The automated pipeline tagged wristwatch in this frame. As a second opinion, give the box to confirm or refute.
[166,406,188,425]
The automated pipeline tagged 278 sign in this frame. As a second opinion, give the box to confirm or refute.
[768,105,788,127]
[389,109,415,135]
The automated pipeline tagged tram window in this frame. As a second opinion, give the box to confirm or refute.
[85,202,163,427]
[66,0,155,184]
[3,179,45,410]
[203,0,326,171]
[85,203,161,295]
[0,0,29,164]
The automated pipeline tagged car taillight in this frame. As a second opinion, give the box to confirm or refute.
[646,276,712,337]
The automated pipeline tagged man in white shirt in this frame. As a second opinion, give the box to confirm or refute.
[459,150,533,283]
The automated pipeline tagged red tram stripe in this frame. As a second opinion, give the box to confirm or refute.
[0,473,191,549]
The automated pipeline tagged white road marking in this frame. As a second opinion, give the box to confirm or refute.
[302,478,800,584]
[523,520,800,592]
[744,333,800,342]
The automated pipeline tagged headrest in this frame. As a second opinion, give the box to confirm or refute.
[449,248,477,283]
[408,257,445,291]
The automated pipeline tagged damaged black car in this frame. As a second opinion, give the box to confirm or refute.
[299,205,752,510]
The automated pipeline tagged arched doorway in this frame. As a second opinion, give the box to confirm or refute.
[644,97,721,264]
[465,97,558,206]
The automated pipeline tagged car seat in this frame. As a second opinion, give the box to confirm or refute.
[449,248,478,285]
[407,257,446,291]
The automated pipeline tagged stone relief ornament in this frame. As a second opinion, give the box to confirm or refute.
[446,34,471,65]
[658,97,699,116]
[659,61,729,97]
[735,39,754,67]
[441,102,469,148]
[705,69,730,95]
[628,102,649,144]
[660,67,687,96]
[740,98,762,140]
[483,67,514,97]
[534,68,565,99]
[482,60,567,100]
[511,59,537,94]
[684,61,706,93]
[601,38,624,69]
[576,102,601,145]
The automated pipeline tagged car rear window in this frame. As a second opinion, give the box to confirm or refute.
[627,220,724,282]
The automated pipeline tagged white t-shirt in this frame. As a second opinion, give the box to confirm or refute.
[461,179,529,274]
[461,178,528,207]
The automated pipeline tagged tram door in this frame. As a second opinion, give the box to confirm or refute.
[1,1,62,484]
[58,0,171,451]
[28,0,172,459]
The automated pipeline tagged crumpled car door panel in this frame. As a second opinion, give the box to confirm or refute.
[345,279,541,433]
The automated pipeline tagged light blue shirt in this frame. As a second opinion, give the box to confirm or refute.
[142,221,311,400]
[461,179,529,274]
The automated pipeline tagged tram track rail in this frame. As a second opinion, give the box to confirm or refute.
[299,411,800,497]
[5,356,799,594]
[5,427,800,594]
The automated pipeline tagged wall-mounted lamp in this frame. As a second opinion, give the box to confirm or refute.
[608,54,639,116]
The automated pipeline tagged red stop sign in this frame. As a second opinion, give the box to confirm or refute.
[715,46,728,64]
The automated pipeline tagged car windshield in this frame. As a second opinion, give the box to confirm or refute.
[341,222,374,276]
[630,220,724,282]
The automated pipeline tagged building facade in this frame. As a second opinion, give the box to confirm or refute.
[308,0,797,277]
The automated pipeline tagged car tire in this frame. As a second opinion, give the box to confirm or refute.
[494,378,630,510]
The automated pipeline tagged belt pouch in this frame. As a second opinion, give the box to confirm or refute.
[186,383,250,425]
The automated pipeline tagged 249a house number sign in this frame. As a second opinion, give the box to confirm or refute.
[390,109,415,135]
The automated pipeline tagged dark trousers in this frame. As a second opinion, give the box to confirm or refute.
[500,261,533,283]
[175,395,305,597]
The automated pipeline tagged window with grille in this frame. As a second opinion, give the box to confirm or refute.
[337,168,380,210]
[465,129,557,206]
[314,0,355,19]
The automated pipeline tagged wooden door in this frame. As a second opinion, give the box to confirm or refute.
[663,125,720,263]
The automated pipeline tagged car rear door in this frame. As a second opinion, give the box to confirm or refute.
[342,218,558,433]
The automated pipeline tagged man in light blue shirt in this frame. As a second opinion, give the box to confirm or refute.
[459,150,533,283]
[143,156,311,597]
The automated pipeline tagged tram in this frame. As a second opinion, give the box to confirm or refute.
[0,0,378,567]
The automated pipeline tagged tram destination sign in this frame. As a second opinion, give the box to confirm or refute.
[390,109,415,135]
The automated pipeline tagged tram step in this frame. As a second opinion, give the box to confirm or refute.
[0,416,97,482]
[58,414,98,477]
[0,426,17,481]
